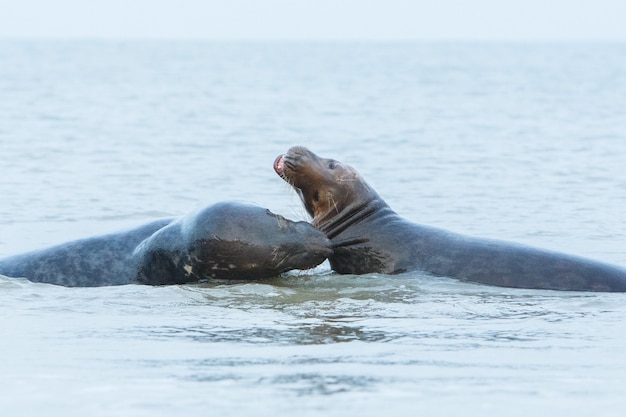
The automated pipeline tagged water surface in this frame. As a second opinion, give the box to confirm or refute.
[1,41,626,416]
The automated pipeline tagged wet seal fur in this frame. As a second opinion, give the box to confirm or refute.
[274,146,626,292]
[0,201,332,287]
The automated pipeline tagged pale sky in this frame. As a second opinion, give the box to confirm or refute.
[1,0,625,41]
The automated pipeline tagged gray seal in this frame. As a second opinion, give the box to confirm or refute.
[274,146,626,292]
[0,201,332,287]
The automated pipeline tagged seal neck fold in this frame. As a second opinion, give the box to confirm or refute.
[315,198,390,240]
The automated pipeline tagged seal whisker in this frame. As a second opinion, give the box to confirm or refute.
[273,251,291,269]
[328,192,339,214]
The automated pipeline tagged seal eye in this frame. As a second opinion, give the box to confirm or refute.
[313,191,319,202]
[328,161,337,170]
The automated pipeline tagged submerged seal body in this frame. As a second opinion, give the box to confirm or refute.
[0,202,331,287]
[274,146,626,292]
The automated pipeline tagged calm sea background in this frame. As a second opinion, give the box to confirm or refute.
[1,41,626,416]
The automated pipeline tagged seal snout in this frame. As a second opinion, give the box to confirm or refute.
[314,236,334,258]
[275,146,313,179]
[300,235,333,269]
[274,154,285,177]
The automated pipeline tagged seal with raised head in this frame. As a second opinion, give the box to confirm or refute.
[0,201,332,287]
[274,146,626,292]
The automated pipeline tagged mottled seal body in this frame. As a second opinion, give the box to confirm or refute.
[0,202,332,287]
[274,146,626,292]
[0,219,172,287]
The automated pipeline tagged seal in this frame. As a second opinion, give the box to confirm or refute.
[274,146,626,292]
[0,201,332,287]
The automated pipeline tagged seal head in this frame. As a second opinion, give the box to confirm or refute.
[135,202,333,284]
[274,146,383,234]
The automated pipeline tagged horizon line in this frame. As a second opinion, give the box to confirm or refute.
[2,36,626,43]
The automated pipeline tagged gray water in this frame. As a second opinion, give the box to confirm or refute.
[1,41,626,416]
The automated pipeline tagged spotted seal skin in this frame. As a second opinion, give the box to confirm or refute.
[0,202,332,287]
[274,146,626,292]
[0,219,172,287]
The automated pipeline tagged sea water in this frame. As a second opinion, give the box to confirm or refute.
[1,41,626,416]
